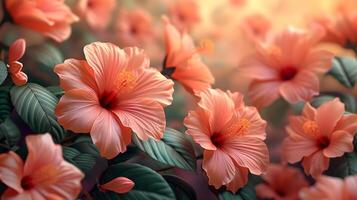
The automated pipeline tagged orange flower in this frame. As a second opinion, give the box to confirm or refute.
[256,164,308,200]
[300,175,357,200]
[282,98,357,178]
[314,10,357,47]
[7,38,27,86]
[240,14,271,42]
[116,9,153,46]
[184,89,269,192]
[55,42,174,159]
[0,134,84,199]
[240,27,333,108]
[5,0,79,42]
[77,0,116,30]
[169,0,200,31]
[162,17,214,96]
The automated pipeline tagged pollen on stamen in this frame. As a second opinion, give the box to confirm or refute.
[113,71,137,93]
[303,120,319,135]
[225,118,250,137]
[197,39,214,54]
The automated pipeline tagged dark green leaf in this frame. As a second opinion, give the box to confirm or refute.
[328,57,357,88]
[63,146,97,174]
[10,83,66,142]
[92,163,176,200]
[0,86,13,123]
[67,135,99,156]
[132,128,196,171]
[0,61,8,85]
[218,184,256,200]
[109,145,141,164]
[27,44,63,69]
[163,174,196,200]
[0,117,20,147]
[46,86,64,98]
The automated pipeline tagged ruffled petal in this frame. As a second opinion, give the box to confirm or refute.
[238,106,267,140]
[300,176,344,200]
[121,68,174,106]
[54,59,98,92]
[123,47,150,70]
[316,98,345,136]
[226,167,249,193]
[222,137,269,175]
[248,80,281,109]
[0,152,24,193]
[202,150,236,188]
[11,72,28,86]
[282,136,319,163]
[100,177,134,194]
[323,130,354,158]
[91,109,132,159]
[302,151,329,178]
[239,55,279,80]
[184,108,216,150]
[334,114,357,135]
[279,71,319,104]
[198,89,235,134]
[302,50,333,74]
[9,39,26,62]
[56,89,101,133]
[114,99,166,141]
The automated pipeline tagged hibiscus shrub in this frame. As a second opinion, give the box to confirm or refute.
[1,0,357,200]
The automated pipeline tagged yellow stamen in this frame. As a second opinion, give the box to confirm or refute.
[222,118,250,139]
[113,71,137,94]
[303,120,319,135]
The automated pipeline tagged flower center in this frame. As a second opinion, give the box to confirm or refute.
[100,71,137,109]
[280,66,297,81]
[303,120,319,135]
[21,176,34,190]
[211,118,250,147]
[317,136,330,149]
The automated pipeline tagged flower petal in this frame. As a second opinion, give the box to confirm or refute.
[56,89,101,133]
[316,98,345,136]
[91,109,132,159]
[302,50,333,74]
[282,136,319,163]
[0,152,24,193]
[11,72,28,86]
[122,68,174,106]
[279,71,319,104]
[202,149,236,188]
[123,47,150,70]
[299,176,344,200]
[335,114,357,135]
[323,130,354,158]
[114,99,166,141]
[54,59,98,92]
[226,167,249,193]
[222,137,269,175]
[302,151,329,178]
[9,39,26,62]
[198,89,235,134]
[83,42,128,93]
[100,177,135,194]
[184,108,216,150]
[238,106,267,140]
[248,80,281,109]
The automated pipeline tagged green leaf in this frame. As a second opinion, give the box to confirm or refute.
[109,145,141,164]
[62,146,97,174]
[10,83,66,142]
[46,86,64,98]
[0,61,8,85]
[163,175,196,200]
[0,86,13,123]
[132,128,196,171]
[218,184,256,200]
[92,163,176,200]
[66,135,99,156]
[27,44,63,69]
[328,57,357,88]
[0,117,20,147]
[325,135,357,178]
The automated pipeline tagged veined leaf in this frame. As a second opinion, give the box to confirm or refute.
[46,86,64,98]
[132,128,196,171]
[0,86,12,123]
[328,57,357,88]
[10,83,66,142]
[218,184,256,200]
[92,163,175,200]
[0,61,8,85]
[0,117,20,147]
[62,146,97,174]
[163,174,196,200]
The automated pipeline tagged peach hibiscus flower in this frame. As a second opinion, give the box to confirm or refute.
[184,89,269,192]
[162,17,214,96]
[77,0,116,30]
[300,175,357,200]
[54,42,174,159]
[7,38,27,86]
[240,27,333,108]
[282,99,357,178]
[116,9,153,46]
[5,0,79,42]
[169,0,200,31]
[256,164,309,200]
[0,133,84,199]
